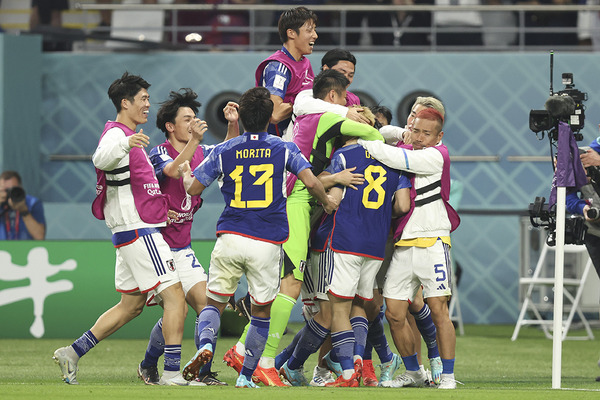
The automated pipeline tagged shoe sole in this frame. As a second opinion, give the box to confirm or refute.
[183,349,213,381]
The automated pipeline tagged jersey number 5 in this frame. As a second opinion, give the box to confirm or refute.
[229,163,274,208]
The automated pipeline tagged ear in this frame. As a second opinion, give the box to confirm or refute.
[287,28,297,41]
[437,130,444,144]
[121,98,130,110]
[165,121,175,133]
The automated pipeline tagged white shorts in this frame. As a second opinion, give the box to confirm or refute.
[303,248,334,302]
[147,245,208,306]
[114,231,179,296]
[383,240,452,301]
[329,251,382,300]
[207,233,282,305]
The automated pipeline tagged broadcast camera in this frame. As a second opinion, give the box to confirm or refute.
[529,196,587,246]
[529,72,587,141]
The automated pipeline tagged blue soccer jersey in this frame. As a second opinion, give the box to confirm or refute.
[193,131,311,243]
[321,143,411,259]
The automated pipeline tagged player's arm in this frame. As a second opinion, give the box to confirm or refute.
[181,160,206,196]
[92,128,149,171]
[163,119,207,179]
[270,95,293,124]
[223,101,241,141]
[262,61,293,124]
[298,168,338,214]
[380,125,409,145]
[392,187,411,218]
[339,117,384,142]
[357,139,443,174]
[318,168,364,191]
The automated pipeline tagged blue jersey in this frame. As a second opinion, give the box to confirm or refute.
[316,144,411,259]
[193,131,311,243]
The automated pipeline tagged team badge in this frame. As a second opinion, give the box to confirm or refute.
[166,259,175,272]
[250,134,259,140]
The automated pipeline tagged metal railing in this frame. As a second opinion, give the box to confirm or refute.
[65,3,600,52]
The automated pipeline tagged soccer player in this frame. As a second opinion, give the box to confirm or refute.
[255,6,318,137]
[358,108,461,389]
[53,72,188,385]
[179,86,337,388]
[136,89,239,386]
[224,69,383,386]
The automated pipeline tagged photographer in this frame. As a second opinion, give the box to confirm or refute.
[0,170,46,240]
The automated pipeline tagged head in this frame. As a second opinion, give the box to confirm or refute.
[108,72,151,127]
[312,69,349,106]
[0,171,23,205]
[407,96,445,130]
[238,87,273,133]
[370,105,393,129]
[350,105,375,126]
[156,88,202,142]
[321,48,356,86]
[411,108,444,150]
[278,7,318,55]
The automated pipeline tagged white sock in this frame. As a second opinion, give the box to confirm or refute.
[259,356,275,369]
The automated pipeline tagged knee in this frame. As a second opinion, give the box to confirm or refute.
[385,307,406,328]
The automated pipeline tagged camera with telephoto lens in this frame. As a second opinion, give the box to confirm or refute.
[587,207,600,220]
[529,196,587,246]
[529,73,587,141]
[2,186,26,206]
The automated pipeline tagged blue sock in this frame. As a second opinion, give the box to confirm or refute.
[197,305,221,349]
[411,304,439,359]
[331,330,355,372]
[442,358,455,374]
[288,318,329,370]
[401,353,419,372]
[367,309,393,363]
[164,344,181,372]
[363,340,373,361]
[241,315,270,380]
[350,316,368,359]
[71,330,99,358]
[194,314,200,350]
[275,326,303,370]
[141,318,164,368]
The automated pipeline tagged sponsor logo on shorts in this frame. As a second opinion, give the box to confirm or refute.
[166,259,175,272]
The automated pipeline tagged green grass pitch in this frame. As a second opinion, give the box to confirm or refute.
[1,324,599,399]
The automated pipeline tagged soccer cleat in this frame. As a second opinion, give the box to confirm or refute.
[389,369,426,388]
[53,346,79,385]
[159,370,190,386]
[253,364,290,386]
[323,350,343,377]
[377,353,402,387]
[361,359,378,387]
[429,357,443,385]
[137,362,159,385]
[196,370,228,386]
[223,346,244,374]
[309,365,335,387]
[438,373,461,389]
[235,374,259,388]
[353,359,363,385]
[279,361,308,386]
[324,372,360,387]
[182,343,213,381]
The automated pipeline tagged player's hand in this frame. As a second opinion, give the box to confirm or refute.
[190,118,207,142]
[581,149,600,168]
[322,194,339,215]
[346,107,371,125]
[223,101,239,123]
[129,130,150,148]
[179,160,192,176]
[335,167,365,190]
[167,209,178,224]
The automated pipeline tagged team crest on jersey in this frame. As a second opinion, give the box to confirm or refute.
[166,259,175,272]
[250,134,259,140]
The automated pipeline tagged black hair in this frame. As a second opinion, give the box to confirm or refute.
[156,88,202,138]
[371,105,393,129]
[312,69,349,101]
[238,87,273,133]
[278,6,317,44]
[107,71,150,113]
[321,48,357,69]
